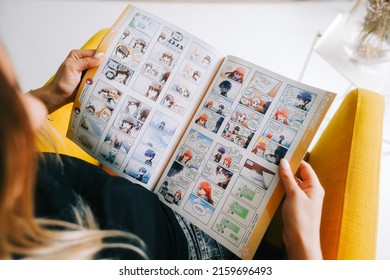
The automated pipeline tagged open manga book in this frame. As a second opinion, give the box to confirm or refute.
[67,5,336,259]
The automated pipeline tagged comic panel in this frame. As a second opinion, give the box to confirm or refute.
[192,178,224,207]
[103,127,133,154]
[194,108,226,134]
[203,93,233,118]
[129,12,160,37]
[169,75,198,100]
[220,61,250,85]
[178,60,205,85]
[76,130,99,153]
[123,159,153,184]
[247,71,282,97]
[85,97,114,122]
[140,59,171,86]
[221,121,254,149]
[160,92,189,115]
[261,120,298,148]
[221,195,256,227]
[121,96,152,122]
[210,77,242,100]
[239,88,273,115]
[148,111,179,136]
[239,159,275,191]
[175,146,203,170]
[132,75,164,101]
[141,127,171,151]
[271,102,307,130]
[148,43,180,69]
[209,143,243,173]
[201,161,234,190]
[251,135,288,165]
[279,85,317,112]
[111,42,141,71]
[98,144,126,169]
[102,58,134,86]
[79,115,106,138]
[230,104,264,132]
[113,114,143,138]
[158,177,187,206]
[120,26,152,54]
[183,193,215,225]
[166,161,199,188]
[186,42,215,68]
[230,177,266,208]
[183,128,213,156]
[92,80,123,107]
[212,214,246,246]
[132,142,161,168]
[157,27,189,53]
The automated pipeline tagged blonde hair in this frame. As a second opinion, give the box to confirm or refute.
[0,57,147,260]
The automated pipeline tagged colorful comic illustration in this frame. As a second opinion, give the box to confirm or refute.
[247,72,281,97]
[261,120,298,148]
[157,27,189,53]
[192,178,224,207]
[141,127,171,151]
[221,195,256,227]
[221,121,254,149]
[194,108,225,134]
[203,93,233,118]
[251,135,288,165]
[271,102,307,130]
[113,114,143,138]
[186,43,215,68]
[76,130,98,153]
[230,104,264,132]
[140,59,171,86]
[98,144,126,168]
[85,97,114,122]
[183,193,215,225]
[183,129,213,156]
[175,146,203,170]
[92,80,123,107]
[123,159,153,184]
[210,144,243,173]
[178,60,205,84]
[212,214,245,246]
[131,143,161,168]
[149,43,180,69]
[220,62,250,84]
[158,177,186,206]
[239,159,275,191]
[120,26,152,54]
[129,12,160,37]
[148,111,178,136]
[132,75,164,101]
[211,77,241,100]
[230,177,266,208]
[111,42,141,71]
[102,58,135,86]
[239,89,273,115]
[201,160,234,190]
[280,85,317,112]
[166,161,198,187]
[103,127,133,154]
[120,97,151,122]
[160,92,189,115]
[79,115,106,138]
[169,75,198,99]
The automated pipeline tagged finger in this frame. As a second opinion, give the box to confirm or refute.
[298,161,320,186]
[278,158,300,196]
[68,55,104,72]
[297,161,324,198]
[67,49,97,59]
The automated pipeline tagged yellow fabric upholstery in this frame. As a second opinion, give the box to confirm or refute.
[38,29,109,165]
[309,89,384,259]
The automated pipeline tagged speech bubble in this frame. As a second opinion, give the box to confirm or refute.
[247,119,259,130]
[208,112,218,122]
[285,90,295,97]
[268,122,283,133]
[129,62,139,71]
[213,189,223,198]
[196,142,207,154]
[227,147,240,157]
[193,155,204,165]
[240,98,249,105]
[290,121,302,130]
[192,203,207,216]
[232,163,241,173]
[186,169,198,181]
[216,96,226,103]
[189,132,198,141]
[251,113,261,120]
[266,141,277,150]
[224,107,233,116]
[134,53,144,60]
[205,121,215,130]
[177,177,190,188]
[292,111,306,120]
[242,89,254,99]
[241,129,252,137]
[202,164,213,176]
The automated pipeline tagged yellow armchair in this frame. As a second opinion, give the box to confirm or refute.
[42,30,384,260]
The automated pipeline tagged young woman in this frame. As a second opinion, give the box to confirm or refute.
[0,44,324,260]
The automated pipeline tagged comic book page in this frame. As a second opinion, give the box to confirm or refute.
[154,55,336,259]
[66,5,224,190]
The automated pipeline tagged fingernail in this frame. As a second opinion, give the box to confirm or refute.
[94,52,105,59]
[279,158,290,170]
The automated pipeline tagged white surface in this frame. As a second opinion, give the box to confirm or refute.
[0,0,388,259]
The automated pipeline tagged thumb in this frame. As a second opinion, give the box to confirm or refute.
[278,158,299,196]
[70,52,105,72]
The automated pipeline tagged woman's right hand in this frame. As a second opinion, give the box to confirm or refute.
[278,158,324,260]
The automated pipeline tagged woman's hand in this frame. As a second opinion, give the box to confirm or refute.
[30,49,104,114]
[278,158,324,260]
